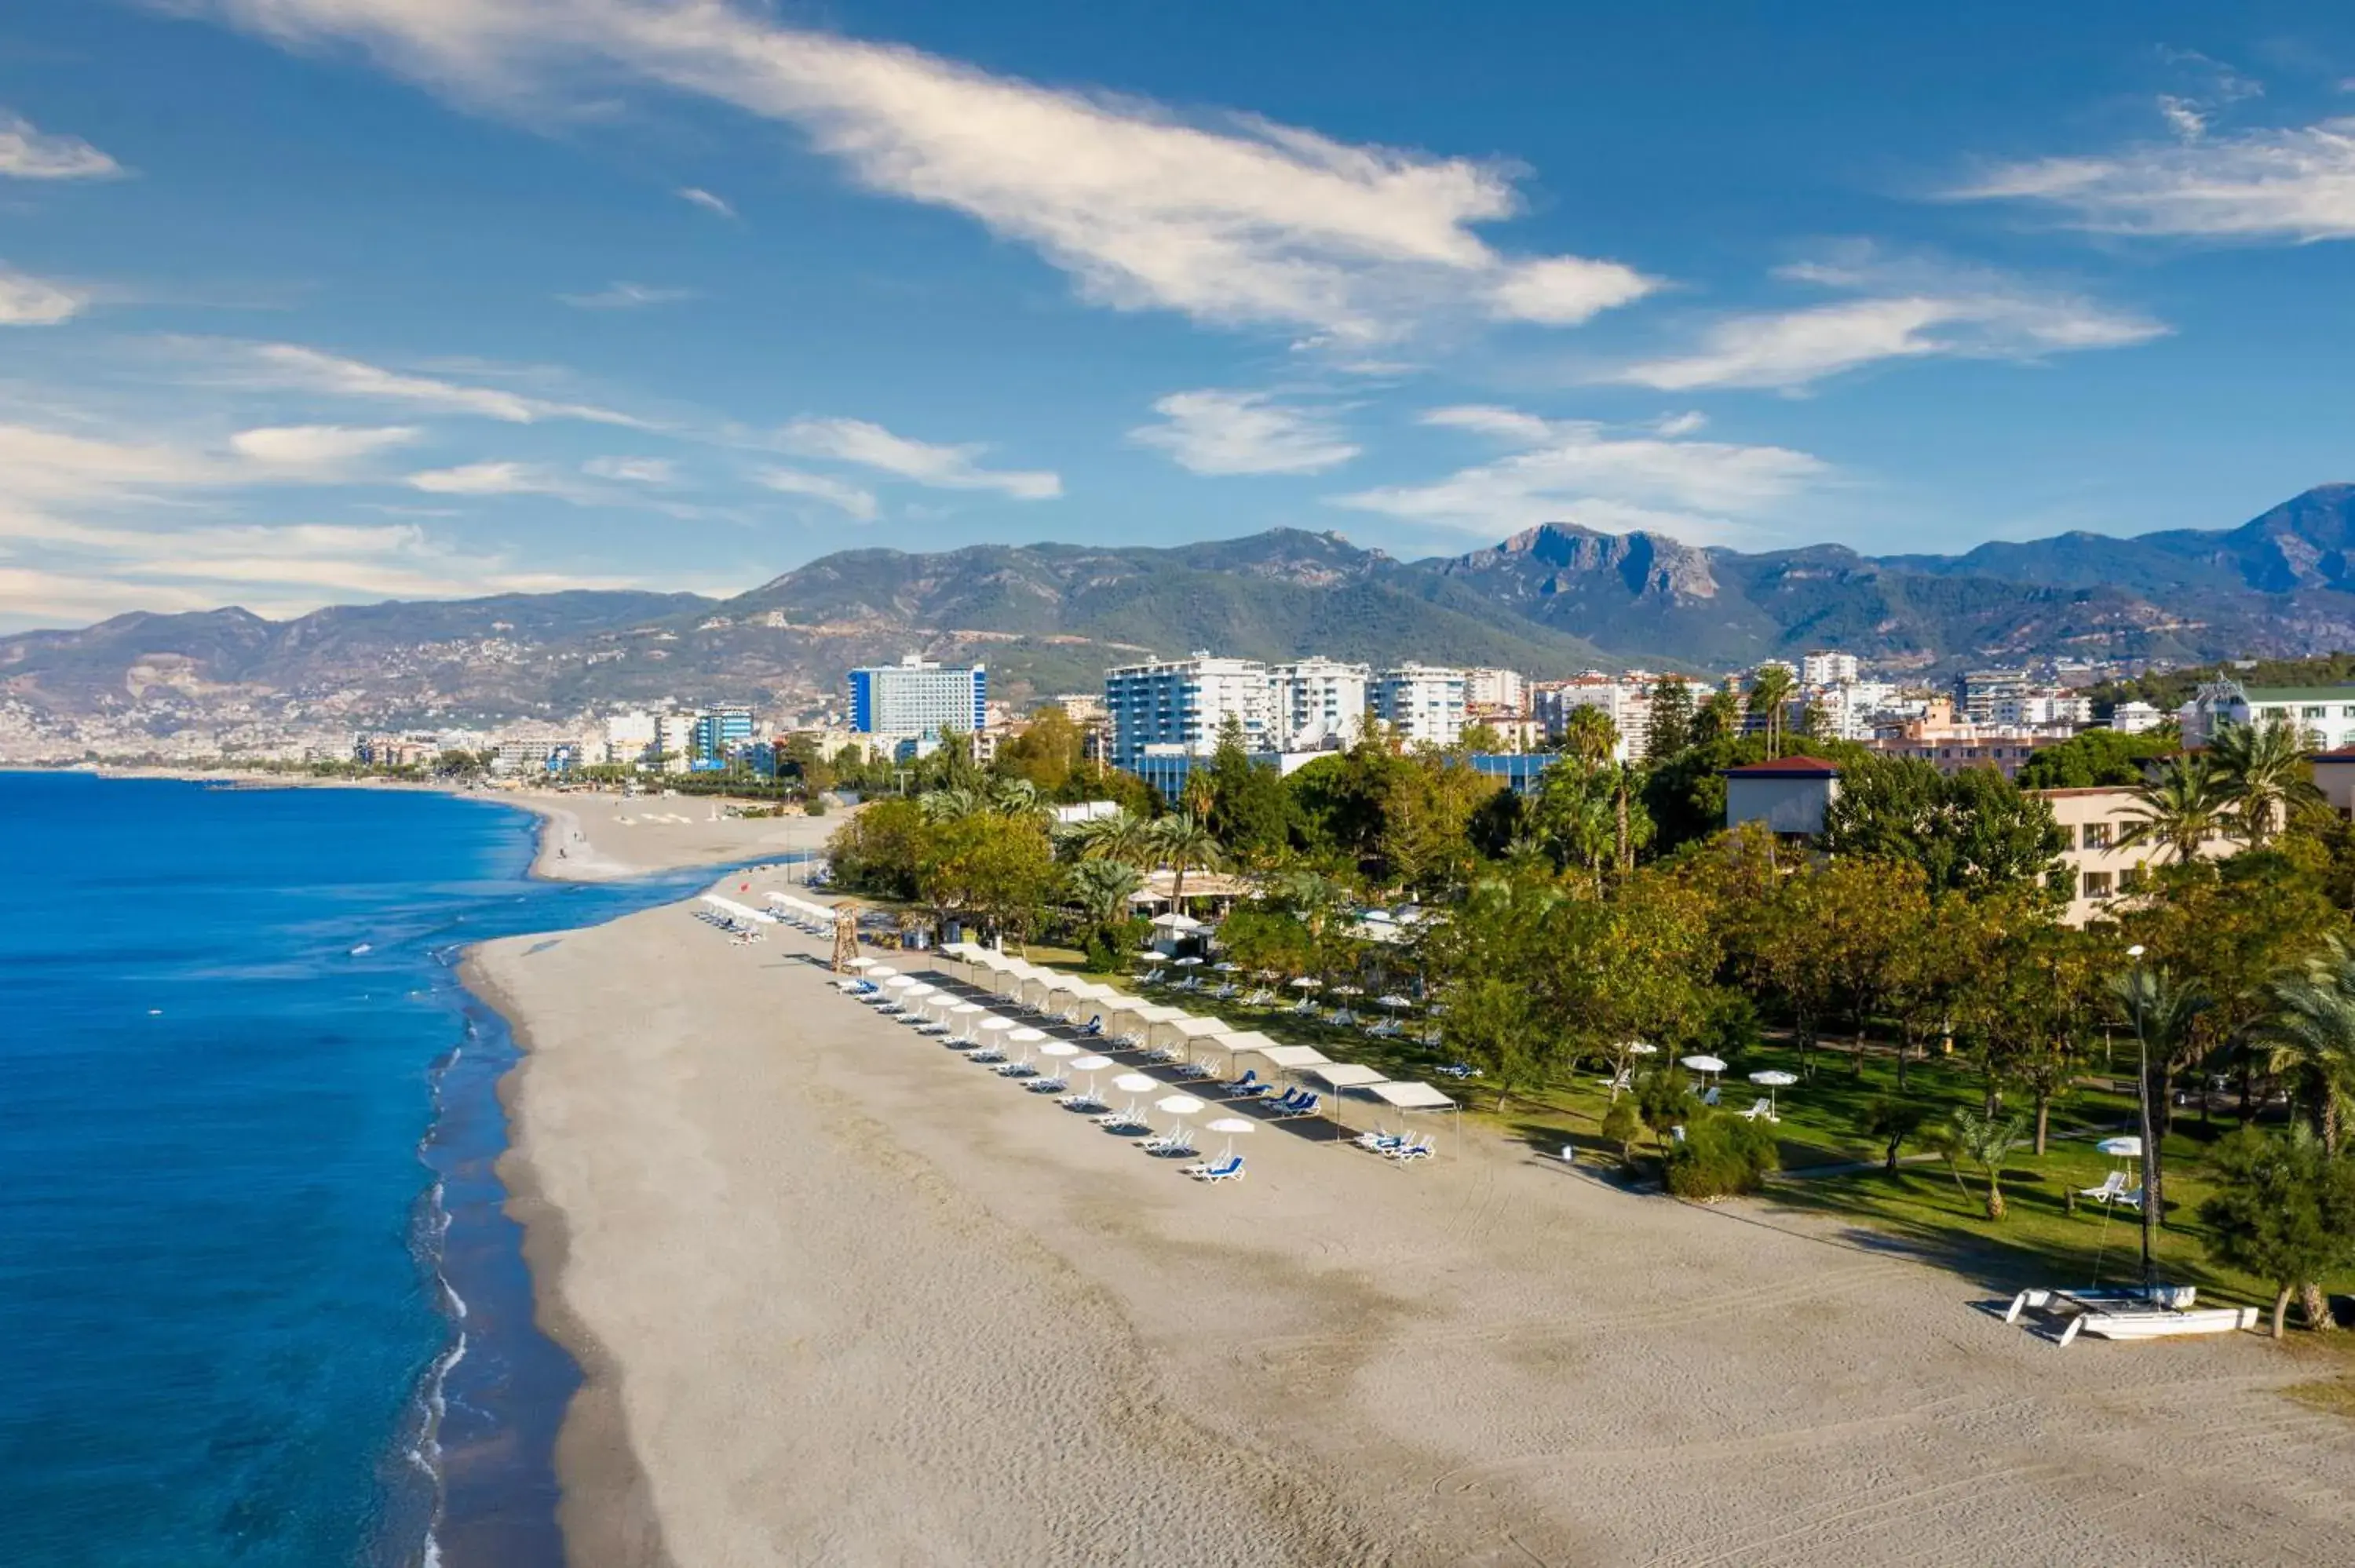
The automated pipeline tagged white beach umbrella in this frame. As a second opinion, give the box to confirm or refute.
[1623,1041,1657,1056]
[948,1001,986,1041]
[1204,1116,1258,1161]
[2096,1136,2144,1160]
[979,1016,1013,1033]
[1213,961,1240,973]
[885,975,921,991]
[1008,1026,1047,1045]
[864,965,900,983]
[1679,1055,1726,1078]
[846,956,878,971]
[1331,983,1364,997]
[1289,976,1323,990]
[1112,1072,1159,1093]
[1174,955,1204,968]
[1749,1068,1797,1114]
[1376,993,1415,1010]
[1039,1039,1079,1061]
[1154,1092,1207,1150]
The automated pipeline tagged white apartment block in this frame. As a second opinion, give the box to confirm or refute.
[1800,650,1860,686]
[1269,658,1369,751]
[1805,681,1897,742]
[1371,665,1469,748]
[2111,701,2163,735]
[653,712,699,773]
[1990,690,2094,728]
[2178,682,2355,750]
[1464,666,1528,714]
[602,710,658,766]
[1532,676,1651,761]
[1104,654,1273,769]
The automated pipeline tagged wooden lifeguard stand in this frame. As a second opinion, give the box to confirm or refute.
[830,902,862,974]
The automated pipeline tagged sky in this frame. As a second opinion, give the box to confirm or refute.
[5,2,2355,630]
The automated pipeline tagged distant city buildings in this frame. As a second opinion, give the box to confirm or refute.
[1104,653,1274,770]
[1799,650,1860,686]
[2177,680,2355,750]
[1532,675,1654,760]
[847,654,988,738]
[1269,658,1369,751]
[1371,664,1468,749]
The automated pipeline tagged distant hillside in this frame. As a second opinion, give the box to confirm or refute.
[9,485,2355,748]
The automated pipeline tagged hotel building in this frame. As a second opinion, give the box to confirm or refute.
[847,654,988,738]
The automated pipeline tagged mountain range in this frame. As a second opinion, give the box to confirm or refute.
[9,485,2355,746]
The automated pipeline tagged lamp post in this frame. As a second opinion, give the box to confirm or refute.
[2126,943,2158,1294]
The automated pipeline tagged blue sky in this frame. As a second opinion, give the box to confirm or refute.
[5,2,2355,629]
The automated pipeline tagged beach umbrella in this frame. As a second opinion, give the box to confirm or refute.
[1376,993,1415,1010]
[979,1016,1013,1033]
[1112,1072,1159,1093]
[864,965,900,983]
[885,975,921,991]
[1748,1068,1797,1114]
[948,1001,986,1041]
[1213,961,1240,973]
[1174,955,1204,968]
[1289,976,1323,990]
[1038,1039,1079,1059]
[1679,1055,1726,1079]
[1331,983,1364,997]
[1068,1052,1114,1099]
[1624,1041,1657,1056]
[1204,1115,1258,1161]
[846,956,878,971]
[1154,1092,1207,1151]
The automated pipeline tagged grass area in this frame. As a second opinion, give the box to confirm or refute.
[1068,960,2355,1314]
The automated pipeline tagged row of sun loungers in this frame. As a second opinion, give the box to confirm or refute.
[1353,1129,1433,1163]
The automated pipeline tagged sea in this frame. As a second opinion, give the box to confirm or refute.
[0,771,764,1567]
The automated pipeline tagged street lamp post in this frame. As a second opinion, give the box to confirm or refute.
[2126,943,2158,1294]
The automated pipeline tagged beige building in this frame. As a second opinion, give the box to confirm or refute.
[2028,786,2236,925]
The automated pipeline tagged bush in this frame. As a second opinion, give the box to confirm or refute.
[1663,1113,1781,1199]
[1600,1099,1641,1159]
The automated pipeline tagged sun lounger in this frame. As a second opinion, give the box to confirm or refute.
[1270,1092,1320,1121]
[1175,1061,1213,1079]
[1356,1130,1405,1154]
[1094,1105,1149,1132]
[1138,1132,1196,1157]
[1597,1068,1632,1092]
[1436,1062,1481,1080]
[994,1058,1037,1078]
[1700,1085,1721,1107]
[2079,1171,2130,1204]
[1076,1017,1104,1037]
[1389,1136,1433,1163]
[1243,988,1275,1007]
[1263,1088,1311,1116]
[1739,1098,1777,1121]
[1221,1070,1261,1095]
[1059,1091,1108,1112]
[1026,1075,1068,1094]
[1185,1154,1246,1183]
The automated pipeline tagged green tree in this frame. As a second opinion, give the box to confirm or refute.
[1377,753,1501,897]
[1457,720,1508,755]
[916,811,1059,944]
[824,796,929,901]
[2199,1126,2355,1338]
[1821,757,2067,900]
[1066,857,1143,929]
[1149,811,1225,907]
[2207,715,2321,847]
[1557,704,1619,768]
[2013,727,2174,790]
[1948,1108,2027,1220]
[2258,932,2355,1154]
[1204,715,1294,866]
[1860,1096,1932,1175]
[1646,676,1694,760]
[2117,753,2230,863]
[1692,687,1743,747]
[1746,665,1797,757]
[994,705,1086,797]
[2109,962,2211,1244]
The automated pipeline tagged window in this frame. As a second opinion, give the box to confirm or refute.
[2082,871,2113,899]
[2306,706,2328,720]
[2120,866,2145,894]
[2080,822,2112,850]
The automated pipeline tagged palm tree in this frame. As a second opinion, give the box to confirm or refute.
[2116,754,2228,862]
[1949,1108,2026,1220]
[2109,963,2210,1259]
[1558,704,1618,768]
[1061,808,1151,866]
[1067,858,1144,931]
[1694,687,1743,746]
[918,786,984,823]
[1747,665,1797,757]
[2258,934,2355,1154]
[2207,716,2320,845]
[1150,811,1224,909]
[988,775,1045,819]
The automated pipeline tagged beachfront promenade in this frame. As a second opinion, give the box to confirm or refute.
[469,871,2355,1568]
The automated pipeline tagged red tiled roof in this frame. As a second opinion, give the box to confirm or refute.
[1723,755,1842,777]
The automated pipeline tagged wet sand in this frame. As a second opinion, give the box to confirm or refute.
[471,883,2355,1568]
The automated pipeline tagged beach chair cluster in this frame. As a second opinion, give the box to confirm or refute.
[1353,1129,1433,1164]
[692,906,765,943]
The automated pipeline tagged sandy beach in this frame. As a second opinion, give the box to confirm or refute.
[499,789,843,882]
[468,880,2355,1568]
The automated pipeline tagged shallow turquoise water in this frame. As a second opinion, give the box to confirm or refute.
[0,774,750,1566]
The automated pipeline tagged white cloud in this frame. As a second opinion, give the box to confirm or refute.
[1609,253,2165,391]
[1952,113,2355,241]
[780,416,1061,500]
[677,185,736,218]
[558,280,696,308]
[407,461,588,500]
[232,341,649,425]
[753,465,878,521]
[0,267,87,325]
[0,111,120,180]
[582,455,673,483]
[1130,389,1359,476]
[228,424,420,471]
[192,0,1656,342]
[1331,404,1829,542]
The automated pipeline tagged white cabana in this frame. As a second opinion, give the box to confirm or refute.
[700,895,776,924]
[1106,1000,1185,1045]
[1150,1014,1232,1059]
[1196,1030,1283,1078]
[1307,1063,1389,1094]
[1363,1078,1459,1159]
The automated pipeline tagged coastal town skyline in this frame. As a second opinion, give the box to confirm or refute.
[9,2,2355,630]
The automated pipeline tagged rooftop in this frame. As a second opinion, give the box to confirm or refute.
[2237,686,2355,703]
[1723,755,1841,777]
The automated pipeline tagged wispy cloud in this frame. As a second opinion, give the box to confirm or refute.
[582,455,673,483]
[225,341,651,426]
[1608,250,2166,392]
[1332,404,1828,542]
[407,461,592,501]
[753,465,879,521]
[780,416,1061,500]
[0,267,87,325]
[558,280,696,308]
[0,111,120,180]
[192,0,1656,343]
[0,421,414,501]
[677,185,736,219]
[227,424,420,472]
[1130,389,1359,476]
[1951,110,2355,242]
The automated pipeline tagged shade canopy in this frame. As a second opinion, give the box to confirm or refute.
[1250,1044,1332,1070]
[1622,1041,1657,1056]
[1368,1081,1455,1110]
[1749,1070,1798,1088]
[1163,1016,1230,1040]
[1208,1030,1283,1057]
[1288,976,1323,990]
[1150,912,1204,931]
[700,895,776,924]
[1308,1063,1389,1092]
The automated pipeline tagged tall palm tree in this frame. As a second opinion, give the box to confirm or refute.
[1067,858,1144,931]
[2116,754,2228,862]
[918,786,984,823]
[1746,665,1798,757]
[1558,704,1618,768]
[1948,1108,2026,1220]
[2109,963,2211,1258]
[2207,716,2320,845]
[2258,934,2355,1154]
[1150,811,1225,909]
[1062,808,1151,866]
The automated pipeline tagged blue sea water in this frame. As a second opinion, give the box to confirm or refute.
[0,773,760,1567]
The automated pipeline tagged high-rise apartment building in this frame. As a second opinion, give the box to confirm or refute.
[1800,650,1860,686]
[1532,676,1651,760]
[1104,654,1273,769]
[1269,658,1369,751]
[847,654,988,737]
[1464,667,1528,714]
[1371,665,1468,748]
[692,706,754,761]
